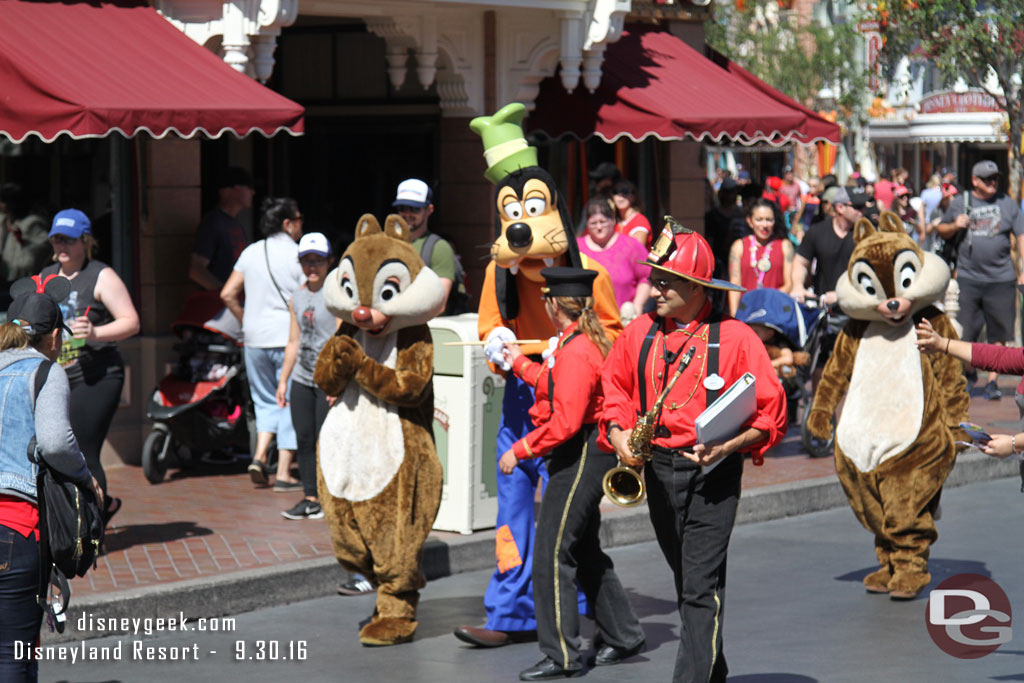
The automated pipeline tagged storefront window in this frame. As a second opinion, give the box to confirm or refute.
[0,137,134,310]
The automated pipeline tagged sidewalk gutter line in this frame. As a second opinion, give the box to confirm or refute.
[44,452,1017,643]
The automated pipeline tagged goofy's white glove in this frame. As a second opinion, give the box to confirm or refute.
[484,326,516,371]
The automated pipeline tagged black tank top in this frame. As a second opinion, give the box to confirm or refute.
[41,260,118,370]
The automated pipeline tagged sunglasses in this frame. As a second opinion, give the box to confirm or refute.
[978,176,1000,185]
[50,234,79,245]
[648,275,685,291]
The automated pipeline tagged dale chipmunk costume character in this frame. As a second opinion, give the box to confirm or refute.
[314,213,445,646]
[806,210,969,600]
[453,103,621,645]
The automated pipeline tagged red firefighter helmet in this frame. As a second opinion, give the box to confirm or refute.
[642,219,745,292]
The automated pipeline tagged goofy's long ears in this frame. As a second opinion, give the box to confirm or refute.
[9,274,71,302]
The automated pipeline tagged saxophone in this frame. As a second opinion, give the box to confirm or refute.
[604,345,697,506]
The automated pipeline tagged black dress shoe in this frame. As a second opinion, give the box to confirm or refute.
[591,640,646,666]
[519,657,583,681]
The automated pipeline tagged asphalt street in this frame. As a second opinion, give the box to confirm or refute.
[42,477,1024,683]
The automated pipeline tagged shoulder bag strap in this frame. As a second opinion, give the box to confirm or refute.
[29,359,55,624]
[420,233,440,266]
[264,239,290,309]
[25,359,52,464]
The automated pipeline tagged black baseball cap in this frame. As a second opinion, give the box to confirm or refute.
[7,292,72,336]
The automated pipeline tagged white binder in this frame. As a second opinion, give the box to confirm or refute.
[695,372,756,472]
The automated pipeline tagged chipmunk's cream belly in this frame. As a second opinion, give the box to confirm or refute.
[836,322,923,472]
[318,331,405,501]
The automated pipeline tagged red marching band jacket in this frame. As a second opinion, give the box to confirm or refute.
[598,303,788,465]
[509,321,606,460]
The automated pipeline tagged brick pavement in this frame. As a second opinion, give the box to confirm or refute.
[70,376,1022,602]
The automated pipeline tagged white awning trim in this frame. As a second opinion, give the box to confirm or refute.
[0,125,304,145]
[533,129,837,147]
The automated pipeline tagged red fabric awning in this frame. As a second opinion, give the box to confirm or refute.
[0,0,304,143]
[529,27,840,146]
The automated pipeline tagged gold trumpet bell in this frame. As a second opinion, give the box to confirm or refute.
[602,465,646,507]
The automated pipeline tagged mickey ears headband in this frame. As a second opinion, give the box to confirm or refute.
[9,274,71,302]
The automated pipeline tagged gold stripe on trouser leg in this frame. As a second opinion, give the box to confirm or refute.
[707,589,722,682]
[552,442,589,669]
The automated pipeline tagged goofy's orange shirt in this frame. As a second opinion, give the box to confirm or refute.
[477,254,621,362]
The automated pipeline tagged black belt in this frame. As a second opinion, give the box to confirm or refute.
[650,444,701,469]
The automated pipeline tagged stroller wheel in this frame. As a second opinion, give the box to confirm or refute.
[800,401,834,459]
[142,428,172,484]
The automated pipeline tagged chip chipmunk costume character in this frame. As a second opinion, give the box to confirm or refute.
[314,213,445,646]
[806,210,969,600]
[452,103,621,647]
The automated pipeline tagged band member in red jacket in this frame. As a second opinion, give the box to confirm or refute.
[501,267,643,681]
[600,224,787,683]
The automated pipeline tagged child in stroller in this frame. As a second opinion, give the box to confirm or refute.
[142,291,261,483]
[734,288,832,457]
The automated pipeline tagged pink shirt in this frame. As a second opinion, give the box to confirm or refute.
[577,234,650,306]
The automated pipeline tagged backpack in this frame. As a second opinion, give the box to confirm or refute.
[421,233,471,316]
[933,192,968,270]
[29,361,104,632]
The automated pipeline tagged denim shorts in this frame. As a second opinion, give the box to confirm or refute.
[243,346,297,450]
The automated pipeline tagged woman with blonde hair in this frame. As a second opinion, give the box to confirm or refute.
[41,209,139,527]
[498,267,644,681]
[0,279,100,682]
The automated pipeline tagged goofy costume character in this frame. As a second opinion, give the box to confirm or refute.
[452,104,621,647]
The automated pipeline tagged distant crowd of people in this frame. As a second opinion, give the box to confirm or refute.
[703,159,1024,402]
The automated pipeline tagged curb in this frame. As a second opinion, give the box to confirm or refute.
[45,451,1018,642]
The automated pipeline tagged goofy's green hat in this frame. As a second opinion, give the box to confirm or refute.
[469,103,539,184]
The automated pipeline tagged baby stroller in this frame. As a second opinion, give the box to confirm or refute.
[142,292,256,484]
[734,288,832,458]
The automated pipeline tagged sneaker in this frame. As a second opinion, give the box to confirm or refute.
[281,500,324,520]
[337,577,375,596]
[273,479,303,492]
[984,381,1002,401]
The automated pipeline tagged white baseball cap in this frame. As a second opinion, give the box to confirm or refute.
[298,232,331,258]
[393,178,432,208]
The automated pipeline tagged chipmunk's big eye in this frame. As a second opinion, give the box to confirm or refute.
[380,280,400,301]
[857,273,876,296]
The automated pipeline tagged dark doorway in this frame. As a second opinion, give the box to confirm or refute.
[270,115,440,256]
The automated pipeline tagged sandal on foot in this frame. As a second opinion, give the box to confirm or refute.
[103,497,122,525]
[248,460,269,485]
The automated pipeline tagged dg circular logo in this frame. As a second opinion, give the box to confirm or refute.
[926,573,1012,658]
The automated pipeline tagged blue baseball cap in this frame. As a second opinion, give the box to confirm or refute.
[49,209,91,239]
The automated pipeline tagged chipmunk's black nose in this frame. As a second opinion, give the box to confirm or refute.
[887,299,900,312]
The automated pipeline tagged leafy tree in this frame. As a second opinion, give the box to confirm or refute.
[872,0,1024,200]
[705,1,869,132]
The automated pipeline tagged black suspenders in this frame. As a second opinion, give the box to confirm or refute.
[636,316,722,420]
